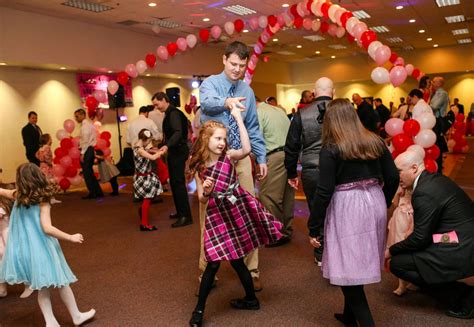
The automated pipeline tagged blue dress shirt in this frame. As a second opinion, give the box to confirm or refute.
[199,71,266,164]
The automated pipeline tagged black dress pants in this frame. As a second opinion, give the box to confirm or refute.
[168,147,192,220]
[81,146,103,197]
[390,253,427,286]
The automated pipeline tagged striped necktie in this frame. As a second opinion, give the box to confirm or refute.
[227,84,241,149]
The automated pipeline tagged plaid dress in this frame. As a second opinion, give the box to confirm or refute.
[133,146,162,199]
[203,155,283,262]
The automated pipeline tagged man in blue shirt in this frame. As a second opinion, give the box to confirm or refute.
[198,41,267,292]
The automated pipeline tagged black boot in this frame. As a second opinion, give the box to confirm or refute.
[189,310,203,327]
[171,217,193,228]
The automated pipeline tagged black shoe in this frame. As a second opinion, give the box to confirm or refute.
[110,192,119,196]
[169,212,180,219]
[96,193,104,198]
[189,310,203,327]
[82,194,96,200]
[266,236,290,248]
[230,298,260,310]
[314,247,324,266]
[446,306,474,319]
[171,217,193,228]
[334,313,357,326]
[140,225,157,232]
[151,197,163,204]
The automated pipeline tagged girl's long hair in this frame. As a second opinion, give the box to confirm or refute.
[322,99,385,160]
[187,120,227,180]
[16,163,55,207]
[0,183,15,216]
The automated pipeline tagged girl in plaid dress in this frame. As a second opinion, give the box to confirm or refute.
[187,106,283,327]
[133,129,167,231]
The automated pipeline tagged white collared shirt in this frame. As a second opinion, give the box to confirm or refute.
[126,114,160,146]
[79,119,97,154]
[148,109,164,134]
[413,172,423,191]
[412,99,433,120]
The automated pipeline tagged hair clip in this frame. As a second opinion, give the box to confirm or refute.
[144,130,151,138]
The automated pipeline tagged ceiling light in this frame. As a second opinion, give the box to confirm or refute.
[296,45,302,48]
[191,80,200,89]
[331,55,336,59]
[419,29,425,33]
[452,28,469,35]
[427,37,433,41]
[272,38,278,42]
[315,51,321,54]
[61,0,114,13]
[243,29,249,33]
[435,0,460,7]
[328,44,347,49]
[386,37,403,43]
[282,3,290,7]
[148,2,157,7]
[202,18,210,22]
[352,10,371,19]
[60,67,66,70]
[0,62,7,65]
[433,44,439,47]
[107,70,113,73]
[409,19,416,23]
[458,38,472,44]
[396,5,403,10]
[303,35,326,42]
[222,5,256,16]
[445,15,465,23]
[370,26,389,33]
[146,73,151,76]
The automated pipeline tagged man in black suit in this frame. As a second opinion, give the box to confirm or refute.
[21,111,42,165]
[352,93,379,133]
[374,98,391,137]
[389,151,474,319]
[153,92,193,228]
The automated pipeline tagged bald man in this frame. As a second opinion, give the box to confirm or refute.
[430,76,449,118]
[285,77,334,265]
[352,93,379,133]
[389,151,474,319]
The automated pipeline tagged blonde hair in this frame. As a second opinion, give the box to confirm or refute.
[322,99,385,160]
[16,163,55,207]
[187,120,227,178]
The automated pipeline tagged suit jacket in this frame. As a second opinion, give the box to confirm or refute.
[390,171,474,284]
[162,105,189,153]
[357,101,379,132]
[21,123,42,157]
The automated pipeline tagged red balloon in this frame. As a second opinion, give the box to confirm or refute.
[145,53,156,68]
[340,11,353,28]
[360,30,377,49]
[294,16,304,29]
[265,26,274,37]
[234,19,244,33]
[320,21,329,33]
[85,96,98,110]
[403,119,421,137]
[64,166,78,178]
[199,29,210,42]
[60,138,73,150]
[391,150,400,160]
[321,2,332,18]
[290,4,300,18]
[392,133,414,152]
[54,147,67,159]
[267,15,277,27]
[346,33,355,43]
[59,178,71,191]
[263,56,269,63]
[307,0,314,12]
[72,158,81,169]
[247,67,255,75]
[424,158,438,173]
[412,68,421,79]
[88,108,96,119]
[100,131,112,140]
[105,140,111,148]
[117,71,129,86]
[389,52,398,64]
[425,145,440,160]
[166,42,178,56]
[53,157,61,165]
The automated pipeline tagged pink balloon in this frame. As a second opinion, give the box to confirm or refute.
[93,90,107,103]
[368,41,382,60]
[254,43,262,55]
[385,118,404,137]
[186,34,197,48]
[63,119,76,134]
[303,18,313,30]
[135,60,147,74]
[328,4,341,22]
[336,26,346,38]
[328,24,338,37]
[107,80,119,95]
[260,33,269,44]
[352,22,368,39]
[249,17,259,30]
[312,19,321,32]
[345,17,359,35]
[390,66,408,87]
[176,37,187,51]
[60,156,72,168]
[374,45,391,66]
[277,14,285,27]
[405,64,414,76]
[125,64,138,78]
[56,129,69,141]
[414,129,436,148]
[53,165,65,178]
[258,15,268,28]
[69,175,82,186]
[68,147,81,159]
[394,57,405,66]
[250,54,259,64]
[210,26,222,40]
[96,138,107,150]
[371,67,390,84]
[248,60,256,70]
[156,46,169,61]
[296,2,306,17]
[269,23,281,34]
[224,21,234,35]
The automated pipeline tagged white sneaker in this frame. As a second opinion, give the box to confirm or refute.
[51,198,62,204]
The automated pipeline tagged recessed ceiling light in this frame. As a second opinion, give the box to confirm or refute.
[282,3,290,8]
[148,2,157,7]
[435,0,460,7]
[222,5,256,16]
[243,29,249,33]
[146,73,151,76]
[370,26,390,33]
[331,55,336,59]
[419,29,425,33]
[409,19,416,23]
[315,51,321,54]
[352,10,371,19]
[427,37,433,41]
[202,18,210,22]
[60,67,67,70]
[396,5,404,10]
[452,28,469,35]
[433,44,439,47]
[296,45,302,48]
[178,76,182,79]
[107,70,113,73]
[0,62,7,65]
[445,15,465,23]
[272,38,278,42]
[458,38,472,44]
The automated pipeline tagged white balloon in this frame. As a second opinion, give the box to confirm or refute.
[314,0,324,16]
[368,41,383,60]
[335,8,346,26]
[328,4,341,22]
[336,26,346,38]
[136,60,147,74]
[406,145,426,159]
[284,12,294,27]
[414,129,437,148]
[415,112,436,129]
[345,17,359,35]
[224,21,234,35]
[371,67,390,84]
[296,2,306,17]
[405,64,414,76]
[258,15,268,29]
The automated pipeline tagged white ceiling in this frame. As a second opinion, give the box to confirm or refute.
[1,0,473,62]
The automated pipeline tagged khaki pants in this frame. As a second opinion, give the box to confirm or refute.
[198,156,259,277]
[258,151,295,237]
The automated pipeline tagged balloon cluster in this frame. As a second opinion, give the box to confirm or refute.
[448,114,469,153]
[85,90,107,120]
[184,94,197,114]
[385,104,439,173]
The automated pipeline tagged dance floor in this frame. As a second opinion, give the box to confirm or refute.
[1,138,473,326]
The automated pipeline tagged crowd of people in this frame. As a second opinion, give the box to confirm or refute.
[0,41,472,327]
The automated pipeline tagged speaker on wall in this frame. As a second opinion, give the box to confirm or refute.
[165,87,181,108]
[108,84,126,109]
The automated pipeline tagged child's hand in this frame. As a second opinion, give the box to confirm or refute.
[230,103,245,119]
[70,233,84,243]
[203,177,215,195]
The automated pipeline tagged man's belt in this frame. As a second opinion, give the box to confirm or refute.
[267,146,285,156]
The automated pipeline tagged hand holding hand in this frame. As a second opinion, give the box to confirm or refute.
[70,233,84,244]
[288,178,299,190]
[225,97,246,111]
[230,103,245,120]
[309,237,321,248]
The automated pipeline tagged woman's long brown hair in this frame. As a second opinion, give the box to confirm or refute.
[322,99,385,160]
[187,120,227,180]
[16,163,55,207]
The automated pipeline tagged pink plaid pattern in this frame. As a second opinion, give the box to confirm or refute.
[203,156,283,262]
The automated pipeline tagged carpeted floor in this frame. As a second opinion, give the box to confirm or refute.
[1,141,473,326]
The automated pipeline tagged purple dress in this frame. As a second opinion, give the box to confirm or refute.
[203,155,282,262]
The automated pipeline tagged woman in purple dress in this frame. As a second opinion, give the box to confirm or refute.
[309,99,399,327]
[187,105,282,327]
